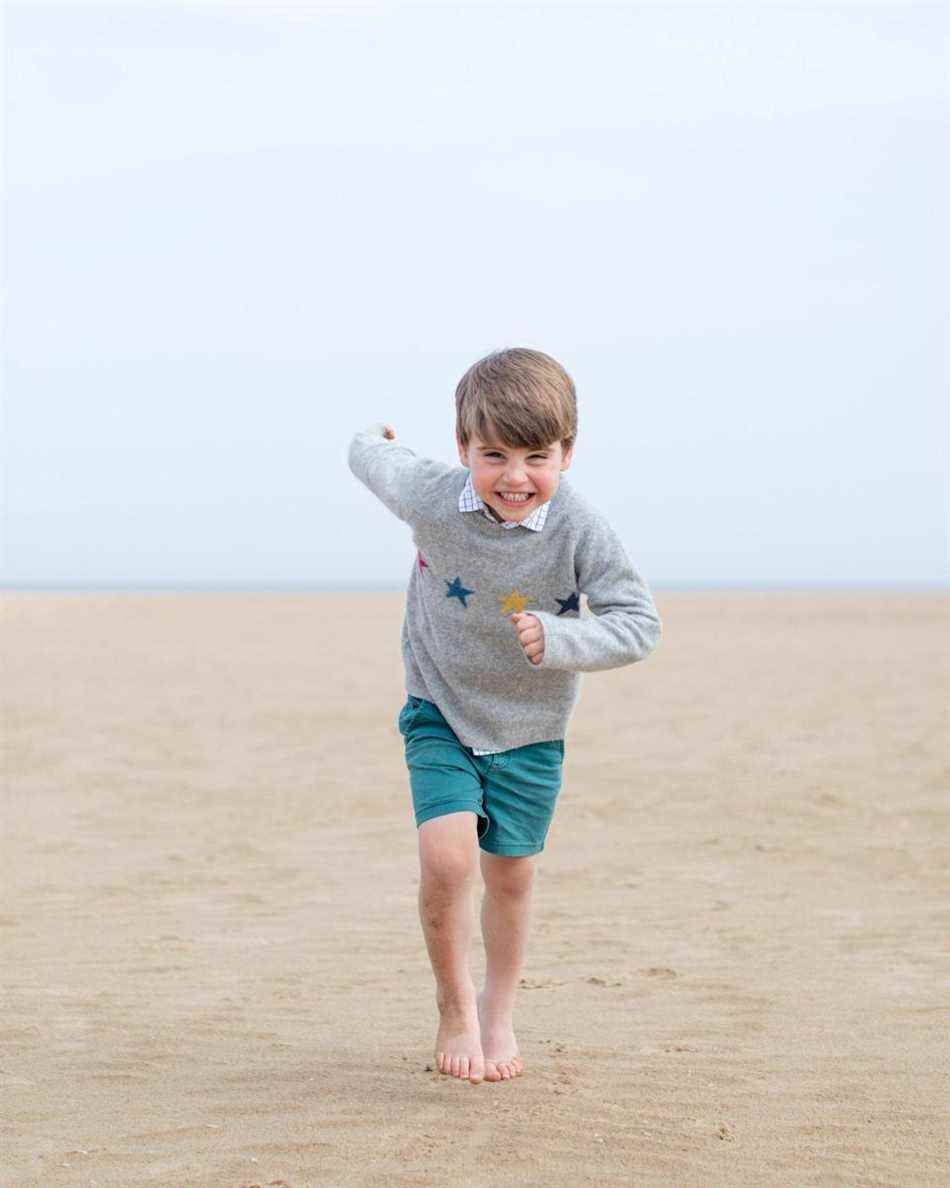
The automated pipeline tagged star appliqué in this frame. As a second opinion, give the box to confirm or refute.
[556,590,581,615]
[500,589,532,615]
[445,576,475,607]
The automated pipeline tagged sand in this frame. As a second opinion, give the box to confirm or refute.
[2,590,948,1187]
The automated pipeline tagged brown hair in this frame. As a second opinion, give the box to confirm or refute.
[455,348,577,451]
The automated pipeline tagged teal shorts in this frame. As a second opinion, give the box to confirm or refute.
[397,695,565,857]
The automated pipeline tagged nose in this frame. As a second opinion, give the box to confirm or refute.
[502,460,528,486]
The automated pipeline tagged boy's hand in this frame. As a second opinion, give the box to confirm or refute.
[511,613,544,666]
[382,424,396,440]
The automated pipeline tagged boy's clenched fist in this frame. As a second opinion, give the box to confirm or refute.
[511,613,545,666]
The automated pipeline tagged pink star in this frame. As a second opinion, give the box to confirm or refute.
[417,552,428,572]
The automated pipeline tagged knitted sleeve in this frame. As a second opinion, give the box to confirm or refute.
[347,424,451,524]
[529,514,661,673]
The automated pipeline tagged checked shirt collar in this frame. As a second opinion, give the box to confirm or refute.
[458,473,550,532]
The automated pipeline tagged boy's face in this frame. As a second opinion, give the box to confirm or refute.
[457,431,574,524]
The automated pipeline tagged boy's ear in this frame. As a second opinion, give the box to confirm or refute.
[560,443,574,471]
[456,435,470,466]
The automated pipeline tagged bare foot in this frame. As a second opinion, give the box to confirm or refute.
[435,997,484,1084]
[477,991,524,1082]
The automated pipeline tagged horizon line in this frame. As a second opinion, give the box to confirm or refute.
[3,580,948,595]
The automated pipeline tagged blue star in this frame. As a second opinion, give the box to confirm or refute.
[445,576,475,607]
[556,590,581,615]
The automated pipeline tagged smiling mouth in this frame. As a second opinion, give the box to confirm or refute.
[495,492,534,506]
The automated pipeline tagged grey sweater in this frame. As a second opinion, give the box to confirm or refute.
[348,425,661,752]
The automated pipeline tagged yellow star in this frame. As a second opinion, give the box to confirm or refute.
[500,589,532,615]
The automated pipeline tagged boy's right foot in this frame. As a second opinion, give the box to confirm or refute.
[435,996,484,1084]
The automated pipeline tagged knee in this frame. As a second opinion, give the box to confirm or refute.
[483,855,535,899]
[420,843,478,892]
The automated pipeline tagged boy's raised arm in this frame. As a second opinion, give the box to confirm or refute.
[528,516,661,673]
[347,422,427,523]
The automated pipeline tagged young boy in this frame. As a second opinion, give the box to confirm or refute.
[348,347,661,1085]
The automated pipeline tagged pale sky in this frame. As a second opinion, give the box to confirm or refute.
[4,2,948,588]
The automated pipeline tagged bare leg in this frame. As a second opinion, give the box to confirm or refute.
[417,812,484,1084]
[478,851,534,1081]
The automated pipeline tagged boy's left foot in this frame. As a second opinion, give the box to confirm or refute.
[477,991,524,1082]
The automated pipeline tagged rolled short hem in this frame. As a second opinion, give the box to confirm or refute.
[478,840,546,857]
[414,802,488,832]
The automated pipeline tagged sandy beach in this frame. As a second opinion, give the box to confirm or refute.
[2,590,948,1187]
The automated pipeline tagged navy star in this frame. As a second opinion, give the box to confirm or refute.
[445,576,475,607]
[556,590,581,615]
